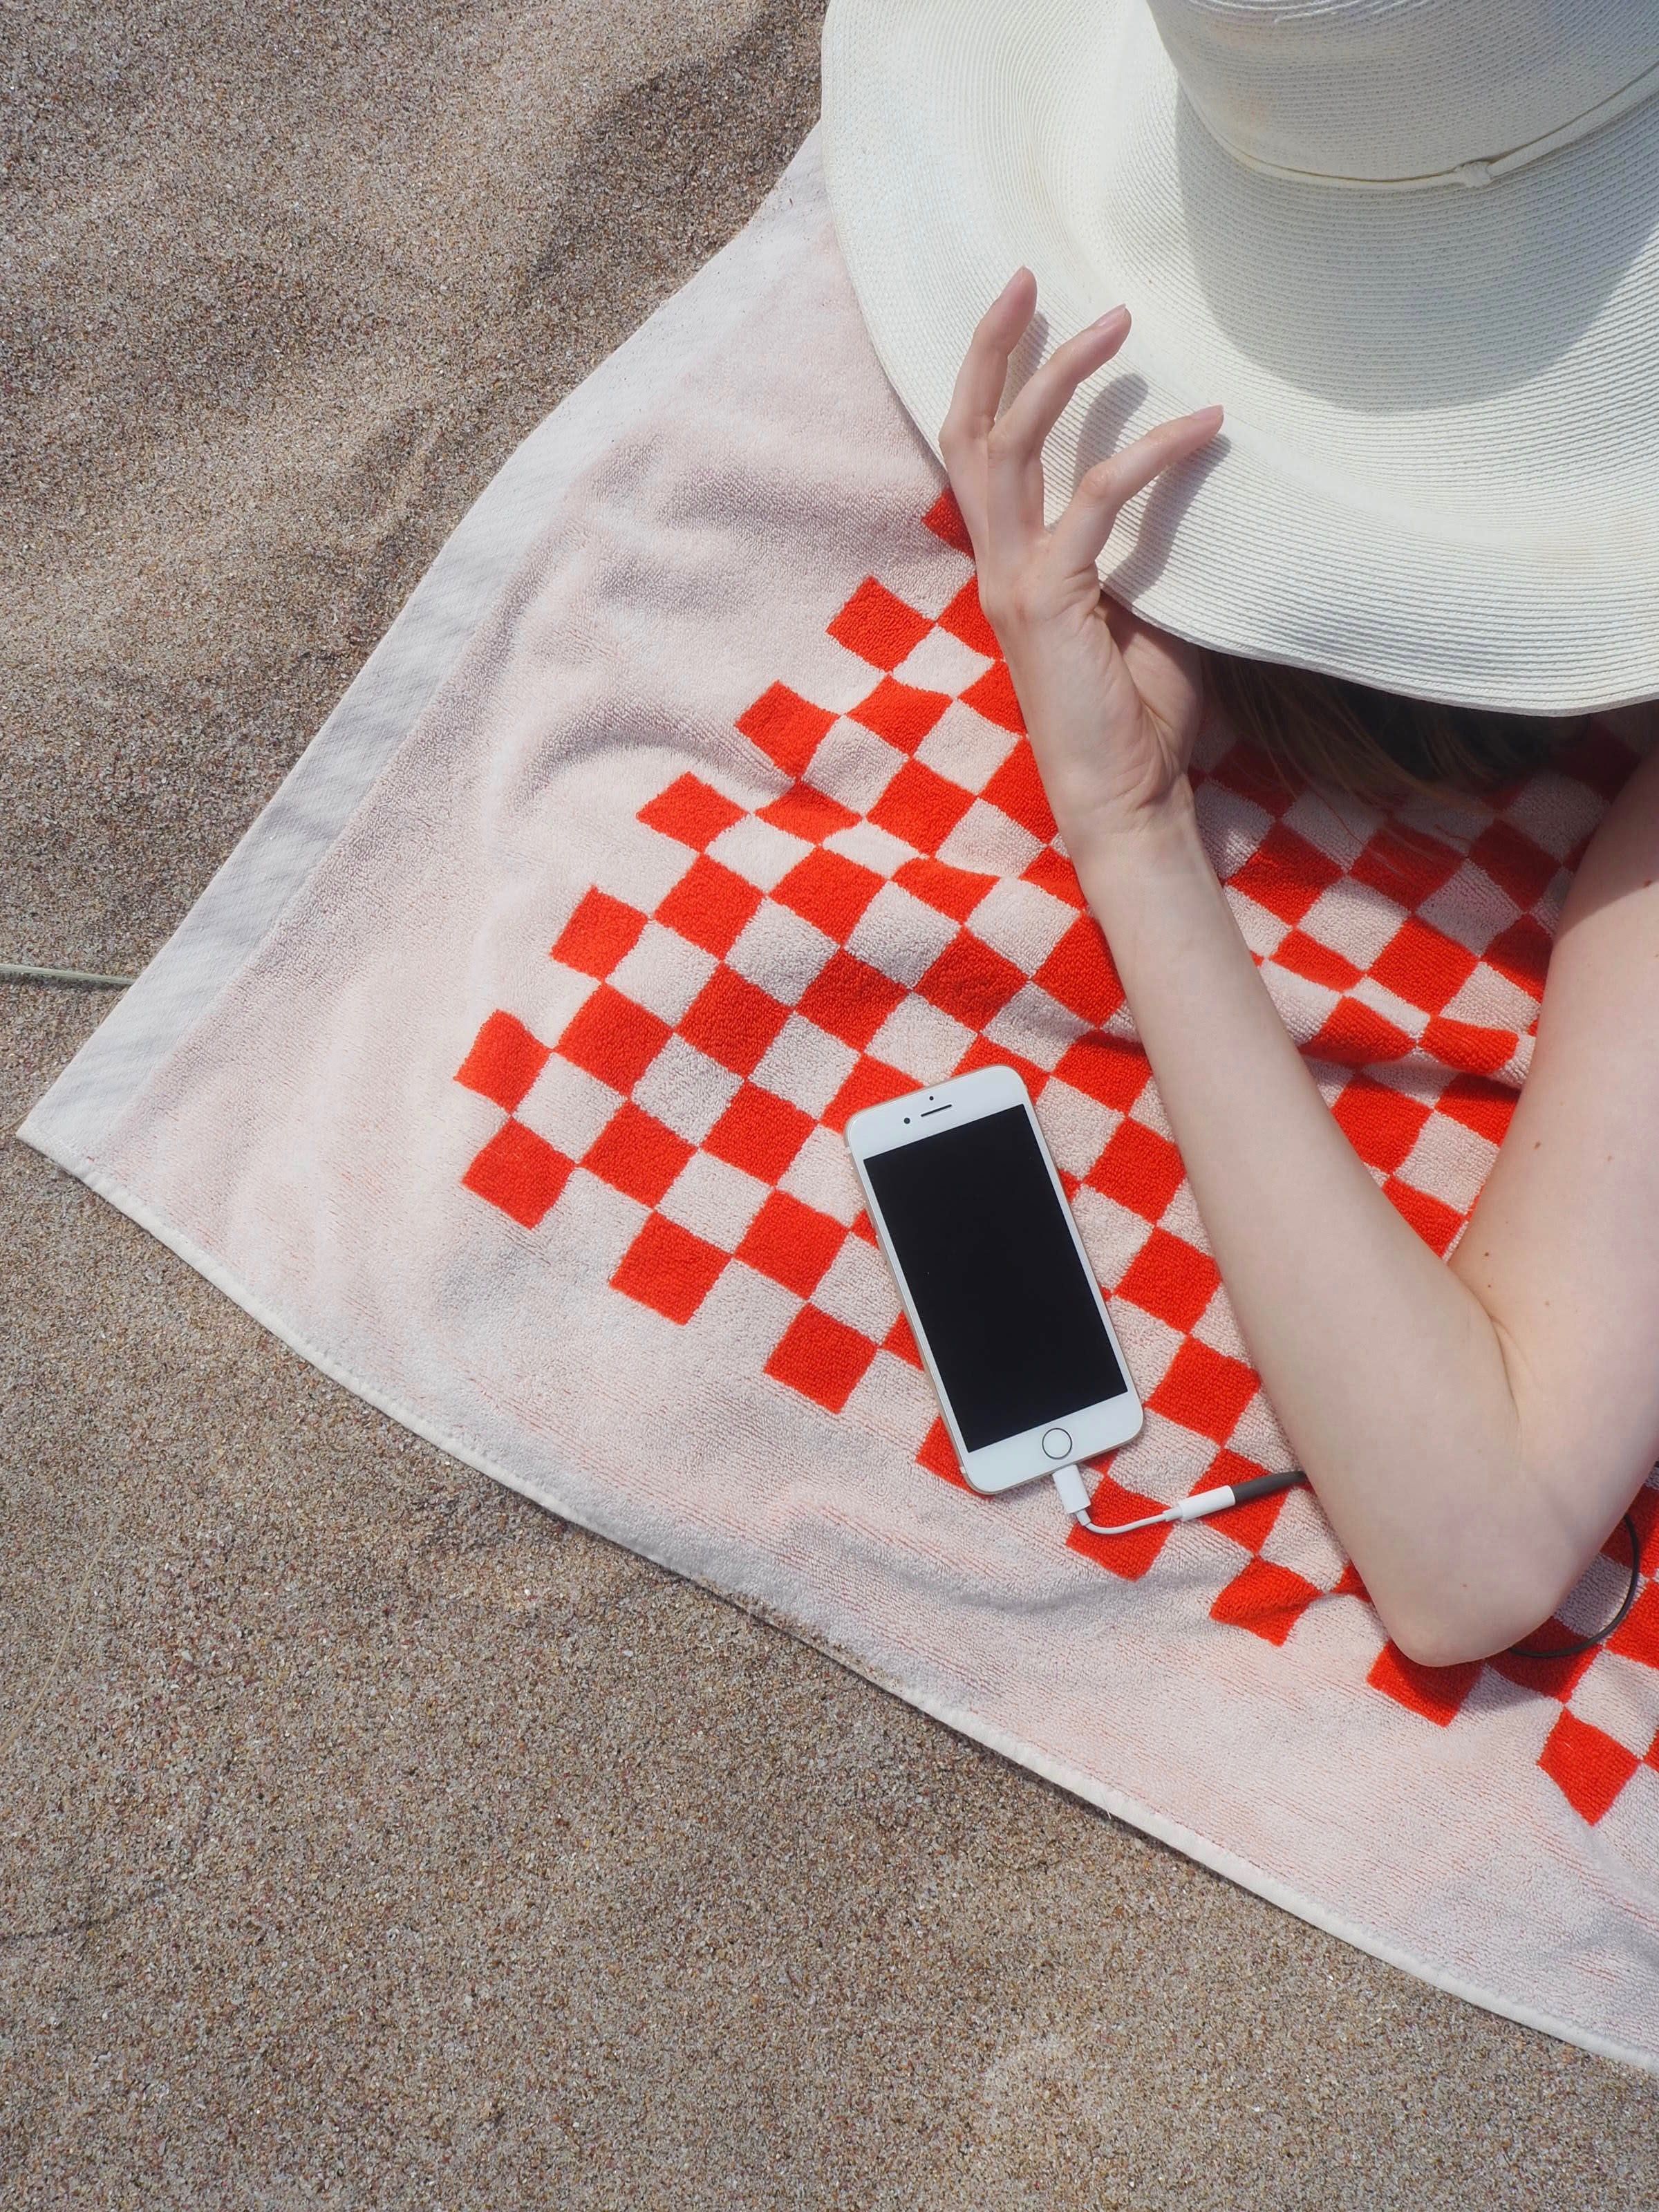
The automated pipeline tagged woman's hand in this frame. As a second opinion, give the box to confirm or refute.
[939,268,1224,863]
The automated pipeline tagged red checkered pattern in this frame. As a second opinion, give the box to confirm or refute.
[454,487,1656,1827]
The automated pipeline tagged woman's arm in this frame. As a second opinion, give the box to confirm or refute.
[1443,744,1659,1624]
[941,274,1659,1665]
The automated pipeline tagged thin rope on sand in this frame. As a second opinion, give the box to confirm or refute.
[1,963,134,990]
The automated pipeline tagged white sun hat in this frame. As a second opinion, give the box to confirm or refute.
[820,0,1659,713]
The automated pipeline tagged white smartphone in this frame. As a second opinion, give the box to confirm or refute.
[845,1062,1144,1494]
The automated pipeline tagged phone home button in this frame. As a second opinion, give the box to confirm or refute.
[1041,1427,1073,1461]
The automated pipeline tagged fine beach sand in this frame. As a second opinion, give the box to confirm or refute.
[5,3,1659,2202]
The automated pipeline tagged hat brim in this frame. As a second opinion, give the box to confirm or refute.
[822,0,1659,711]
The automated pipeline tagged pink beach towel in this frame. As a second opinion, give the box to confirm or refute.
[21,134,1659,2070]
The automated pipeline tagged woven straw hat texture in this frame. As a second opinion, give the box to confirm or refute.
[821,0,1659,711]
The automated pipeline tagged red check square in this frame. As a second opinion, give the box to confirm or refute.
[1331,1073,1432,1174]
[1351,825,1463,910]
[1065,1465,1174,1580]
[557,986,673,1094]
[456,1009,551,1114]
[765,1304,880,1412]
[758,784,859,843]
[1369,916,1479,1014]
[583,1101,694,1209]
[960,660,1025,735]
[1423,1014,1520,1079]
[462,1119,571,1230]
[737,683,837,778]
[1118,1228,1220,1334]
[915,1416,970,1489]
[980,743,1054,841]
[638,773,745,852]
[828,577,932,671]
[1210,1557,1322,1648]
[1469,818,1559,910]
[894,856,999,924]
[917,931,1027,1029]
[1271,927,1361,993]
[1488,1636,1599,1705]
[923,487,973,556]
[1147,1338,1257,1443]
[1539,1711,1641,1826]
[1553,722,1639,803]
[1383,1175,1463,1255]
[1309,996,1414,1069]
[704,1082,815,1181]
[1054,1038,1149,1112]
[1087,1117,1182,1220]
[1022,846,1087,909]
[1367,1644,1481,1727]
[852,677,951,753]
[1483,915,1552,1000]
[937,574,998,657]
[611,1212,729,1324]
[869,759,976,854]
[1434,1072,1515,1146]
[1208,744,1297,817]
[1230,823,1344,927]
[551,890,648,981]
[796,948,909,1051]
[884,1312,923,1368]
[774,847,886,939]
[738,1191,847,1298]
[1191,1449,1290,1554]
[1036,918,1125,1025]
[655,854,763,957]
[679,967,792,1078]
[1609,1580,1659,1672]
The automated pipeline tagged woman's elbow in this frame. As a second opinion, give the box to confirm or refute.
[1385,1611,1506,1671]
[1374,1571,1569,1673]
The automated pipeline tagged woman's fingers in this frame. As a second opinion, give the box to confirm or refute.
[1047,405,1224,577]
[939,268,1038,546]
[984,306,1134,552]
[991,304,1132,470]
[944,276,1225,598]
[944,268,1037,440]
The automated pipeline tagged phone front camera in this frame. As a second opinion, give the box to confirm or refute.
[903,1116,911,1123]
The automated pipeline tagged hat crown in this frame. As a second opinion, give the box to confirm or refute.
[1147,0,1659,187]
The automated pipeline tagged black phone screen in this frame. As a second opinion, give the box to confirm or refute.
[862,1104,1127,1452]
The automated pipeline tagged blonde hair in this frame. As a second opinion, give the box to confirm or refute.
[1200,647,1588,807]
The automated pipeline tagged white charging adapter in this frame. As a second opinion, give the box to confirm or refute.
[1052,1461,1304,1537]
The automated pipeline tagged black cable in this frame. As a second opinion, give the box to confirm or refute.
[1230,1472,1644,1662]
[1505,1513,1644,1662]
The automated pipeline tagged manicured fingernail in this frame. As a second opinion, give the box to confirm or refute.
[1091,303,1130,330]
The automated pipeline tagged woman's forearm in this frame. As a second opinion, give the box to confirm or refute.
[928,275,1609,1662]
[1073,785,1552,1663]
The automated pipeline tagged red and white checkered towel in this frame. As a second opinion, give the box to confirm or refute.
[23,134,1659,2068]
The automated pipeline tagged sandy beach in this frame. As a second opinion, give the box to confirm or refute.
[5,1,1659,2201]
